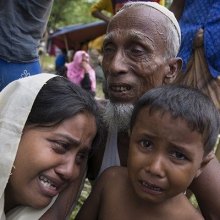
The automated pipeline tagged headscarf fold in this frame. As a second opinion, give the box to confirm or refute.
[0,74,57,220]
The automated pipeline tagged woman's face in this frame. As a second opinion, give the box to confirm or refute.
[5,112,97,210]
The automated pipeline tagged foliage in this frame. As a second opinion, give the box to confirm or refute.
[70,179,92,219]
[48,0,98,31]
[48,0,173,31]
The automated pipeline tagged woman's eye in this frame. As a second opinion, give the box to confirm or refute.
[51,141,69,154]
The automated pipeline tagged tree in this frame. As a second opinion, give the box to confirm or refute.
[48,0,97,31]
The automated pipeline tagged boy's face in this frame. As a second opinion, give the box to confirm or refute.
[128,107,210,204]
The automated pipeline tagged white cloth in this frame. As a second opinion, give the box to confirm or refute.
[6,196,57,220]
[0,74,57,220]
[98,123,120,177]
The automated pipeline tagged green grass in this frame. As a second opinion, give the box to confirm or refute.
[40,54,55,73]
[70,179,92,219]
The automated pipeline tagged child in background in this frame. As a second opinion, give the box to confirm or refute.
[76,85,220,220]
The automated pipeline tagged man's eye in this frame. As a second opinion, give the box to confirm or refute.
[170,151,188,161]
[103,44,115,54]
[131,48,144,55]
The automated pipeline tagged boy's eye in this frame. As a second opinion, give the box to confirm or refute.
[140,139,152,149]
[170,151,188,161]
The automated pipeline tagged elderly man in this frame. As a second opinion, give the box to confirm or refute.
[87,2,220,220]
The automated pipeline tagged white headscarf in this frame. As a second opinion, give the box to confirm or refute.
[0,74,57,220]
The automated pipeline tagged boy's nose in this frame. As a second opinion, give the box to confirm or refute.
[146,154,166,178]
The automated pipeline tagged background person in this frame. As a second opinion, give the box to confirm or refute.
[170,0,220,110]
[66,50,96,96]
[0,0,54,91]
[55,48,68,76]
[0,74,101,220]
[77,85,220,220]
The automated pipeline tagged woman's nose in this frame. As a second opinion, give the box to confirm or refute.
[55,156,81,181]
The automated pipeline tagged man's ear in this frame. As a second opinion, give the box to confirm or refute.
[194,151,215,178]
[163,57,182,84]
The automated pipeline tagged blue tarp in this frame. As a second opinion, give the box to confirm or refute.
[49,21,107,51]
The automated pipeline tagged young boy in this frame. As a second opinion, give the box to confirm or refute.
[76,85,220,220]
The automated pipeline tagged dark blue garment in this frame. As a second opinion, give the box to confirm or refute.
[0,58,41,91]
[55,54,66,71]
[178,0,220,78]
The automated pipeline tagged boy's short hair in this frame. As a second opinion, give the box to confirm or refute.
[130,85,220,154]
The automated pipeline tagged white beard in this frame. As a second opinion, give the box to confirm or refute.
[103,101,134,132]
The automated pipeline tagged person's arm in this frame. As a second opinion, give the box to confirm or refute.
[169,0,185,20]
[190,156,220,220]
[159,0,165,6]
[92,10,111,23]
[91,0,113,23]
[75,169,108,220]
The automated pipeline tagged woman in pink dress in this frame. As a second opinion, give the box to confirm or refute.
[66,50,96,96]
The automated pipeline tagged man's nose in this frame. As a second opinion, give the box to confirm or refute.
[108,50,129,76]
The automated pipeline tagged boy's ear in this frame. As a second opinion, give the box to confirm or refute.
[163,57,182,84]
[194,151,215,178]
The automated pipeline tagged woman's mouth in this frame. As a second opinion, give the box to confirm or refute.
[39,175,57,190]
[38,175,61,197]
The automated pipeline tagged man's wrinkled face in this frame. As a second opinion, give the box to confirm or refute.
[102,6,170,104]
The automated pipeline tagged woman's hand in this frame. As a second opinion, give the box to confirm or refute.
[81,53,91,73]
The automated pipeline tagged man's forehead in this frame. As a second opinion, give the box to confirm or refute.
[105,29,154,45]
[110,3,180,44]
[113,5,165,24]
[108,6,166,34]
[106,8,167,46]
